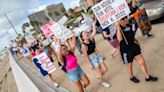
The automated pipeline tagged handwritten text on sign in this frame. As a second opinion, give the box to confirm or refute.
[92,0,131,29]
[33,52,56,76]
[40,22,54,37]
[50,22,73,42]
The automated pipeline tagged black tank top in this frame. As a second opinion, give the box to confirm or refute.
[84,40,96,55]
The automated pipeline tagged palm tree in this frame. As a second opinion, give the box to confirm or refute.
[68,8,74,14]
[22,23,30,32]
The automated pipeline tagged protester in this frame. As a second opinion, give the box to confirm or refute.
[11,40,19,58]
[116,16,158,83]
[128,0,154,38]
[69,26,83,56]
[57,34,90,92]
[31,47,59,87]
[31,40,40,52]
[19,42,31,61]
[50,35,61,59]
[80,20,110,88]
[102,24,120,58]
[40,35,54,62]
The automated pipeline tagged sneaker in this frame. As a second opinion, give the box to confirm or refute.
[147,34,155,38]
[145,75,158,82]
[102,82,111,88]
[130,77,140,83]
[53,82,59,88]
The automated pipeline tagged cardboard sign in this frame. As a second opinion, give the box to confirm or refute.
[40,22,54,37]
[25,35,36,44]
[50,22,73,42]
[82,13,94,27]
[109,23,116,40]
[132,8,152,32]
[33,52,56,76]
[92,0,131,29]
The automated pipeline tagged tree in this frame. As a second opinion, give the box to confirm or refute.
[54,11,60,16]
[68,8,74,17]
[22,23,30,35]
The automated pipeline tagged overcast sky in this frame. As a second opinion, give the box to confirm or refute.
[0,0,80,50]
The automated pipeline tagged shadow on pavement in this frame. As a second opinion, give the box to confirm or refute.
[151,16,164,24]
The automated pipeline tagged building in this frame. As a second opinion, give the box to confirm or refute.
[28,3,66,32]
[46,3,66,21]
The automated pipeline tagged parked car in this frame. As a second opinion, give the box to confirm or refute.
[141,0,164,20]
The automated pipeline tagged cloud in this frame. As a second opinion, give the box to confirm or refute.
[0,30,8,38]
[28,5,47,14]
[0,0,39,36]
[69,0,81,9]
[0,0,39,14]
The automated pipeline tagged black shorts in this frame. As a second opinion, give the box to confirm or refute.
[120,42,141,64]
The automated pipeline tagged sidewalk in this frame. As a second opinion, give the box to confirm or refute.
[20,22,164,92]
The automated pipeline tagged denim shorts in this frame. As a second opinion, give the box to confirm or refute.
[67,66,85,83]
[89,55,103,69]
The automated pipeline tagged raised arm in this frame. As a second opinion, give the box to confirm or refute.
[116,22,123,43]
[57,45,64,66]
[103,31,111,38]
[69,35,76,53]
[90,20,97,40]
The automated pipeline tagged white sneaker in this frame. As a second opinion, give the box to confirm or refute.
[53,82,59,88]
[102,82,111,88]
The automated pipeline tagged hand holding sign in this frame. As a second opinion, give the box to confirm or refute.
[50,22,74,43]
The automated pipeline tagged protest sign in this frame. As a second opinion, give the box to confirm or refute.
[82,13,94,27]
[50,22,74,42]
[40,22,54,37]
[132,8,152,32]
[25,34,36,44]
[33,52,56,76]
[109,23,116,40]
[92,0,131,29]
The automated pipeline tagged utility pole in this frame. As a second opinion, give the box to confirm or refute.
[4,14,19,36]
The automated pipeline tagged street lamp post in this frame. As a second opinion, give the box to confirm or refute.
[0,11,19,36]
[4,14,19,36]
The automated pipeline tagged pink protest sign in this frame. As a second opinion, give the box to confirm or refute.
[40,22,55,37]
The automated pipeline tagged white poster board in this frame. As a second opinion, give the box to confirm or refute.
[92,0,131,29]
[33,52,56,76]
[50,22,73,42]
[25,35,36,44]
[82,13,94,27]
